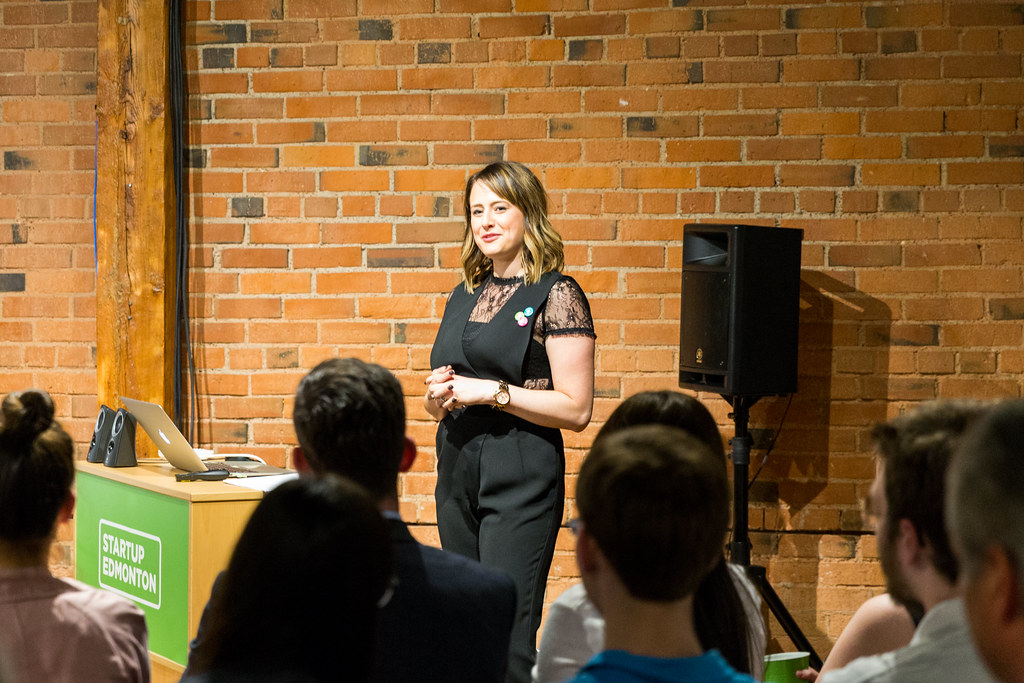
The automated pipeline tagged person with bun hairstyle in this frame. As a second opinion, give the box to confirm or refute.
[424,161,596,682]
[0,389,149,683]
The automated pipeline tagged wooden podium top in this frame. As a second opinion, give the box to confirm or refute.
[76,460,265,503]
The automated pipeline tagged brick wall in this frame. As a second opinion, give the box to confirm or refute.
[0,0,97,577]
[3,0,1024,657]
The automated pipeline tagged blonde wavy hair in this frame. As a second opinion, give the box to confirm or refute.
[460,161,564,292]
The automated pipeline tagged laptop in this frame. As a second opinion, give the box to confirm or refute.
[120,397,294,477]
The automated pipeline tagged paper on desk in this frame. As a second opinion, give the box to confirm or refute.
[224,472,298,492]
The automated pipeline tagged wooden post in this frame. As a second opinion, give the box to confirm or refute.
[95,0,176,451]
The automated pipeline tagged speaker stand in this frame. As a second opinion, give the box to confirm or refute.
[724,394,823,671]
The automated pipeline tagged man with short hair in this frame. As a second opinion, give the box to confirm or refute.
[567,424,755,683]
[820,400,997,683]
[189,358,517,682]
[947,399,1024,683]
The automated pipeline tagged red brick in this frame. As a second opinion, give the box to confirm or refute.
[326,69,397,91]
[215,97,285,119]
[4,100,70,122]
[748,138,819,161]
[700,166,775,188]
[237,272,308,294]
[215,297,283,319]
[781,112,859,135]
[948,161,1024,185]
[703,60,780,84]
[946,109,1017,132]
[829,244,901,267]
[281,145,354,168]
[247,171,316,193]
[220,248,289,269]
[583,139,659,163]
[250,222,319,245]
[4,4,69,25]
[284,95,356,118]
[320,170,389,192]
[861,163,941,186]
[545,167,618,189]
[253,71,322,93]
[622,168,696,190]
[666,140,741,163]
[663,88,739,112]
[783,58,860,82]
[403,66,475,90]
[305,197,340,219]
[323,223,393,245]
[823,137,901,160]
[821,85,899,108]
[290,247,360,269]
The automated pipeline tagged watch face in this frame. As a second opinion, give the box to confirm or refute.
[496,391,510,405]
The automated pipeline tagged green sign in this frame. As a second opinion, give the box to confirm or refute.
[99,520,162,609]
[76,471,191,665]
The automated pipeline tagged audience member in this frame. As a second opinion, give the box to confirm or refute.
[947,399,1024,683]
[0,389,149,682]
[565,424,756,683]
[819,400,997,683]
[185,358,517,682]
[533,391,765,682]
[181,475,391,682]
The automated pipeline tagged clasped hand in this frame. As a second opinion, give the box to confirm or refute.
[424,366,497,413]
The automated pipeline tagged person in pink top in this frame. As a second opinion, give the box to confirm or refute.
[0,389,150,683]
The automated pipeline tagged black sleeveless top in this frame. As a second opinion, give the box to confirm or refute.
[429,272,596,389]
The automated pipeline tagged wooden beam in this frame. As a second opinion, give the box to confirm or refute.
[95,0,176,454]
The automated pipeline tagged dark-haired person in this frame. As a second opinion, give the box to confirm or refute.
[533,391,765,682]
[182,475,392,682]
[947,399,1024,683]
[566,424,755,683]
[187,358,516,682]
[820,400,997,683]
[0,389,149,683]
[424,160,596,682]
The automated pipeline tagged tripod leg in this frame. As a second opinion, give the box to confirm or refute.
[746,565,823,671]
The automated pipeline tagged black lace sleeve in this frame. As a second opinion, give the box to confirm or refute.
[541,276,596,339]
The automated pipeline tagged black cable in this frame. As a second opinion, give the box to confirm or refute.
[747,392,794,490]
[168,0,196,441]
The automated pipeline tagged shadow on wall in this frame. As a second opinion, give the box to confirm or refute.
[748,271,892,656]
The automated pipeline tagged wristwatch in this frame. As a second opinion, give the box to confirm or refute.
[492,380,510,410]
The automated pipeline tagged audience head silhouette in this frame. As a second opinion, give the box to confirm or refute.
[868,399,987,616]
[186,475,392,682]
[594,390,724,457]
[0,389,150,683]
[292,357,408,500]
[948,399,1024,683]
[0,389,75,564]
[586,390,755,675]
[578,424,729,603]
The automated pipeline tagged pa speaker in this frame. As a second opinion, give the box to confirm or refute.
[679,223,803,397]
[86,405,115,463]
[103,408,138,467]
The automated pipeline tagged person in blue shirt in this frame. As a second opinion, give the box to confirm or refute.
[567,424,756,683]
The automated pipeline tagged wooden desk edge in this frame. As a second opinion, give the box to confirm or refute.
[75,460,265,502]
[150,651,185,683]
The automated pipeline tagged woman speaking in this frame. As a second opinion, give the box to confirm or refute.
[424,161,595,682]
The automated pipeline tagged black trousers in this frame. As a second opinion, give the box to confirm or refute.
[435,407,565,683]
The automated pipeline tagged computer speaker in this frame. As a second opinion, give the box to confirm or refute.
[86,405,115,463]
[104,408,138,467]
